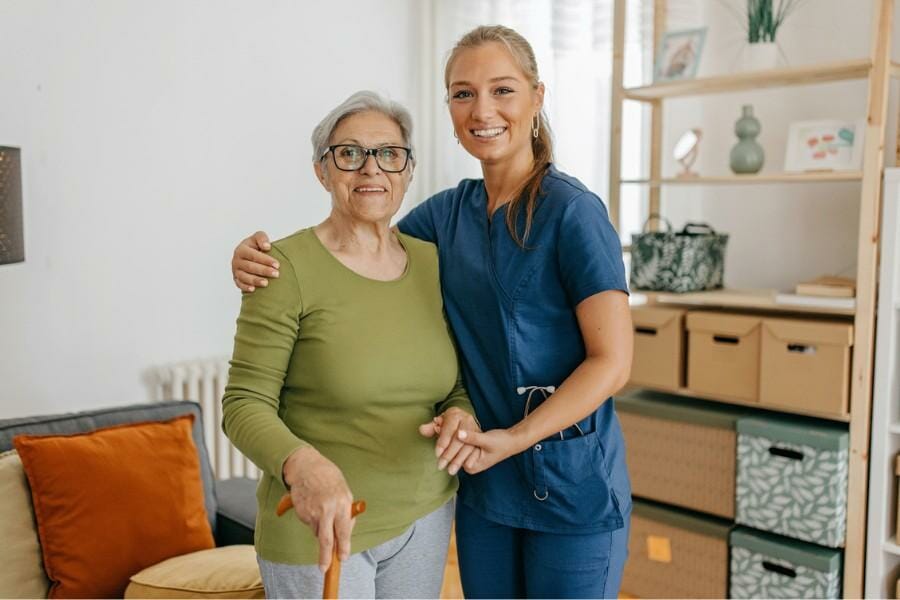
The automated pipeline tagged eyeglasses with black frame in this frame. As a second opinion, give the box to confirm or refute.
[321,144,412,173]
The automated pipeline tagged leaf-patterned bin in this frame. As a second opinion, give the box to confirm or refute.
[729,526,842,599]
[735,416,849,548]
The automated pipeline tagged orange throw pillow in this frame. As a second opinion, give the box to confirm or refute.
[13,414,215,599]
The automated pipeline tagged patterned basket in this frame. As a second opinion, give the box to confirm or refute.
[630,215,728,292]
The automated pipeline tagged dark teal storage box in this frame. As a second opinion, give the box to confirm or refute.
[730,527,842,599]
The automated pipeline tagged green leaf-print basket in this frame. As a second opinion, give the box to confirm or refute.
[630,214,729,293]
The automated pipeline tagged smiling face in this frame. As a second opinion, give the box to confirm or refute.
[447,41,544,167]
[314,110,413,226]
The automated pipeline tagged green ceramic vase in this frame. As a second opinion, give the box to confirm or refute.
[730,105,764,174]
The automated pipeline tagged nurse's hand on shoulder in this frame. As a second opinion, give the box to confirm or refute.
[418,408,481,476]
[232,231,279,293]
[282,446,356,573]
[455,429,519,475]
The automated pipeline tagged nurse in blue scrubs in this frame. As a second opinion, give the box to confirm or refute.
[231,24,633,600]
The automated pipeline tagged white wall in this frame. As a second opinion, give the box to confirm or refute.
[660,0,887,291]
[0,0,421,418]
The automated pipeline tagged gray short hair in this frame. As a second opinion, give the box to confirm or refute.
[311,90,415,163]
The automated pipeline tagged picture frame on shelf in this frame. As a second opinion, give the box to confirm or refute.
[653,27,707,83]
[784,119,866,172]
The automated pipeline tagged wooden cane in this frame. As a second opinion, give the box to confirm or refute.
[277,494,367,599]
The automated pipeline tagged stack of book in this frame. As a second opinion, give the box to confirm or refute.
[775,276,856,310]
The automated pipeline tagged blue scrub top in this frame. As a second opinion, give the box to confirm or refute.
[398,165,632,534]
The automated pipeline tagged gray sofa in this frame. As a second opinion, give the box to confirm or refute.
[0,400,265,598]
[0,400,258,547]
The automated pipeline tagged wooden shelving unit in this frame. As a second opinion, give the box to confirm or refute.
[631,287,856,317]
[622,58,873,101]
[637,384,853,423]
[610,1,895,596]
[621,171,864,185]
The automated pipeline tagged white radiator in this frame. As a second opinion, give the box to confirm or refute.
[153,358,260,481]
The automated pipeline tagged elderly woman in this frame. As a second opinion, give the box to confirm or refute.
[221,90,479,599]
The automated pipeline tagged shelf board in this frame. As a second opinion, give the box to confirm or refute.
[630,288,856,317]
[884,537,900,557]
[629,384,851,423]
[620,171,864,186]
[623,59,872,101]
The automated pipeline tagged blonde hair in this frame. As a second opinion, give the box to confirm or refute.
[444,25,553,247]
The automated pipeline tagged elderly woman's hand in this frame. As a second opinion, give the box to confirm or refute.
[232,231,279,292]
[282,446,355,573]
[418,407,481,476]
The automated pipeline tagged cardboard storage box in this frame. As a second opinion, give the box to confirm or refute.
[759,317,853,417]
[686,312,762,403]
[617,389,750,519]
[622,500,731,599]
[730,527,842,599]
[630,307,686,390]
[736,416,849,548]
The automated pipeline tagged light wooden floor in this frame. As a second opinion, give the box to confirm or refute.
[440,526,464,599]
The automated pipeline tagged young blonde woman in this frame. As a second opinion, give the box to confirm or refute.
[232,26,633,599]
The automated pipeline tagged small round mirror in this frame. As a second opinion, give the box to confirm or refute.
[673,128,702,177]
[673,130,699,160]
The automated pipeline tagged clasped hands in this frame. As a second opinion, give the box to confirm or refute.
[282,409,519,573]
[418,407,518,477]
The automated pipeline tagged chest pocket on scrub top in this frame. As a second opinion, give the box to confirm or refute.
[519,385,607,502]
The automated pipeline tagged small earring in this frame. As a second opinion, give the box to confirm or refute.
[453,131,460,144]
[532,114,540,138]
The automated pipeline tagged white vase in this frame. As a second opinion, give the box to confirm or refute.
[743,41,782,71]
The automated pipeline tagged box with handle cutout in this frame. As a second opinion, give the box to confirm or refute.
[735,416,849,548]
[730,526,842,599]
[686,312,761,402]
[630,307,686,390]
[759,318,853,417]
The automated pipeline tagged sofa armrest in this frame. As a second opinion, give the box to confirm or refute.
[214,477,258,546]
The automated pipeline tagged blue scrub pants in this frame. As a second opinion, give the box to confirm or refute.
[455,501,630,599]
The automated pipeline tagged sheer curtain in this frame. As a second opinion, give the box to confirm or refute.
[420,0,652,242]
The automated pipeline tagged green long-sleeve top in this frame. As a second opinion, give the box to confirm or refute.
[222,228,474,565]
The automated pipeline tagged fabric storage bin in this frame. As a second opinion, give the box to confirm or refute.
[686,312,761,403]
[622,499,731,599]
[736,416,849,547]
[630,306,686,390]
[759,317,853,417]
[617,389,751,519]
[730,527,842,599]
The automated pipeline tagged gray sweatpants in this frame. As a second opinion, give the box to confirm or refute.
[257,499,454,599]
